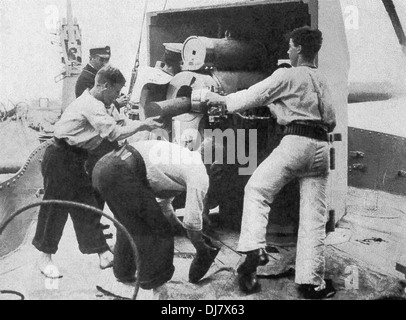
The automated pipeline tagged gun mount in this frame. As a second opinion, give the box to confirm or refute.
[128,1,349,231]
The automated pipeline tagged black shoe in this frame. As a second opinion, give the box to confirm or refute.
[298,279,336,299]
[237,249,269,294]
[189,243,220,284]
[237,249,269,274]
[237,272,261,294]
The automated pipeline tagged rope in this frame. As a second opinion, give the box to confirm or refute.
[0,200,141,300]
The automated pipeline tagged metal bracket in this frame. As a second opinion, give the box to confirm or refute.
[349,163,367,172]
[54,72,67,83]
[349,151,365,158]
[330,148,336,171]
[330,133,342,142]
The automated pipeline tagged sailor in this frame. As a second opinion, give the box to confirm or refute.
[159,43,183,76]
[75,45,128,111]
[32,65,163,278]
[92,138,223,299]
[205,26,337,299]
[75,46,129,210]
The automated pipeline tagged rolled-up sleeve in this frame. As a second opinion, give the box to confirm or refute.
[86,107,121,141]
[183,172,209,231]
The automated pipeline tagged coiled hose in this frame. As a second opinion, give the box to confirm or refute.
[0,200,140,300]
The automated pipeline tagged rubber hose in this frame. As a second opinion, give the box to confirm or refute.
[0,200,140,300]
[0,290,25,300]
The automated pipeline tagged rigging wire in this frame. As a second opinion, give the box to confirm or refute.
[127,0,150,97]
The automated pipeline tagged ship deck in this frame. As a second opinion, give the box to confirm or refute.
[1,187,406,300]
[1,120,406,300]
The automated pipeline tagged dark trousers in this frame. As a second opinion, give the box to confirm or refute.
[85,139,119,210]
[92,146,175,289]
[32,141,109,255]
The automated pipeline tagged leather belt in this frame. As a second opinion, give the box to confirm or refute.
[54,137,87,155]
[284,122,329,142]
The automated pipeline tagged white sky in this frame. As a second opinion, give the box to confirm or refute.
[342,0,406,87]
[1,0,406,103]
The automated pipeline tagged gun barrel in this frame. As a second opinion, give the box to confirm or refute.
[146,97,192,119]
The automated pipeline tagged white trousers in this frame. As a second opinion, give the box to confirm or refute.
[237,135,330,286]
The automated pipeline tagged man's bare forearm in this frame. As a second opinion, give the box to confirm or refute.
[113,120,148,141]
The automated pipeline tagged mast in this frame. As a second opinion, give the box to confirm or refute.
[54,0,82,111]
[54,0,82,80]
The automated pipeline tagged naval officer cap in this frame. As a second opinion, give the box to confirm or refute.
[90,46,111,58]
[163,43,182,64]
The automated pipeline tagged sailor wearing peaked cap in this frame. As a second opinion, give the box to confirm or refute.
[89,46,111,58]
[75,45,111,98]
[160,42,182,76]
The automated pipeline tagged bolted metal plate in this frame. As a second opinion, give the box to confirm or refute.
[348,127,406,196]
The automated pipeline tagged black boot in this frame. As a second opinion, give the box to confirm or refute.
[298,279,336,299]
[188,231,220,284]
[237,248,269,294]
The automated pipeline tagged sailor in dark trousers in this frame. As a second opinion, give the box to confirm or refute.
[92,144,175,298]
[92,139,225,299]
[75,46,130,210]
[33,65,162,278]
